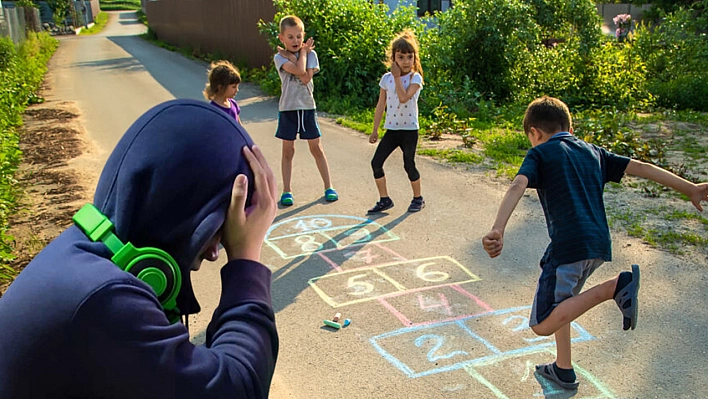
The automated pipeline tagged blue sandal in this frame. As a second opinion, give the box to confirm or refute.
[324,188,338,202]
[280,192,293,206]
[615,264,640,331]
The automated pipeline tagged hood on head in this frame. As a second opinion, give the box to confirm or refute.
[93,99,254,315]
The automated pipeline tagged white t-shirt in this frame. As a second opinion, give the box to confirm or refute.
[379,71,423,130]
[275,50,319,111]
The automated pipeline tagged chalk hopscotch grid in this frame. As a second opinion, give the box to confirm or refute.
[464,348,617,399]
[378,284,495,327]
[370,306,595,379]
[265,215,400,259]
[316,242,408,272]
[308,256,481,308]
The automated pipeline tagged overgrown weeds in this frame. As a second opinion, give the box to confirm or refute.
[0,32,58,283]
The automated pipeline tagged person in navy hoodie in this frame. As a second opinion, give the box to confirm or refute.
[0,99,279,398]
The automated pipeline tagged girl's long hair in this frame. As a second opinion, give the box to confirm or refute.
[384,29,423,80]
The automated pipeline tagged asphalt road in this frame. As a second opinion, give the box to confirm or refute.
[44,11,708,398]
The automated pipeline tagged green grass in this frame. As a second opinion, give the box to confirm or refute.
[608,206,708,255]
[337,118,371,135]
[99,0,141,11]
[79,12,108,35]
[417,148,484,164]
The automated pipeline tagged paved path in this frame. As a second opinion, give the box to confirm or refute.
[43,11,708,398]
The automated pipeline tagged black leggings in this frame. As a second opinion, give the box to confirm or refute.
[371,129,420,181]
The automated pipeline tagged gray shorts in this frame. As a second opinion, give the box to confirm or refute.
[529,257,604,326]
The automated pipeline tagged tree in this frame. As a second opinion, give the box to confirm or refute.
[46,0,71,25]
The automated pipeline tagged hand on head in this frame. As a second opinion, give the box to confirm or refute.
[221,145,278,262]
[482,229,504,258]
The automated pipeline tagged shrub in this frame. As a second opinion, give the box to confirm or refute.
[420,0,542,103]
[420,0,603,111]
[574,109,666,165]
[633,1,708,111]
[258,0,423,112]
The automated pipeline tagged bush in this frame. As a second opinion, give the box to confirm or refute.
[258,0,423,112]
[420,0,541,104]
[574,109,666,165]
[421,0,603,109]
[633,1,708,111]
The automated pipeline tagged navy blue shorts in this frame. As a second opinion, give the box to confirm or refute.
[275,109,321,140]
[529,254,604,326]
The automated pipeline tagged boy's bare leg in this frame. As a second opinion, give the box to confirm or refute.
[532,276,618,337]
[307,138,332,189]
[375,177,389,197]
[554,324,572,369]
[411,178,422,197]
[281,140,295,193]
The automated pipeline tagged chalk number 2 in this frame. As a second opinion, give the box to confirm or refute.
[414,334,468,362]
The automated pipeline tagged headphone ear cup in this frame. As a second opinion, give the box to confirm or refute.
[124,252,181,309]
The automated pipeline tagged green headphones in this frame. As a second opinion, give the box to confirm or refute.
[73,204,182,323]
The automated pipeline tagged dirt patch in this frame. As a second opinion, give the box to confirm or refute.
[1,101,97,294]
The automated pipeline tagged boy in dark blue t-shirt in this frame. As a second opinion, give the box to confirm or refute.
[483,96,708,390]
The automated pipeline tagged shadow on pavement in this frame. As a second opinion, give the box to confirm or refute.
[270,210,413,313]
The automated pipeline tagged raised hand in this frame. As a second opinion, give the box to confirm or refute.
[301,37,315,53]
[277,46,296,62]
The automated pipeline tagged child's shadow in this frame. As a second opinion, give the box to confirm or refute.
[534,373,578,399]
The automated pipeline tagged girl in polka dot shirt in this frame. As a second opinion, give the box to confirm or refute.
[368,29,425,214]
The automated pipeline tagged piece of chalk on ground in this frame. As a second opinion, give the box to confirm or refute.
[323,320,341,329]
[333,312,341,322]
[343,319,351,327]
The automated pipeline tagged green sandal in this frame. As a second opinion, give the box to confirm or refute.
[280,192,293,206]
[324,188,339,202]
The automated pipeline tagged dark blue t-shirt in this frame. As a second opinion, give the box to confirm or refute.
[517,133,630,264]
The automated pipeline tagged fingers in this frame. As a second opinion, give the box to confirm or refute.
[691,183,708,212]
[482,232,503,258]
[242,145,278,207]
[228,174,248,218]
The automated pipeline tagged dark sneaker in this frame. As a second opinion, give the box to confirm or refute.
[367,198,394,214]
[407,197,425,212]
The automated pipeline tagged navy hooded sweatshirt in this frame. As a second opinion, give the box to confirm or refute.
[0,99,278,398]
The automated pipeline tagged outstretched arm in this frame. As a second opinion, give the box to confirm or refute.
[625,159,708,211]
[482,174,529,258]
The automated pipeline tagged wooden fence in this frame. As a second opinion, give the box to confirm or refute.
[146,0,276,69]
